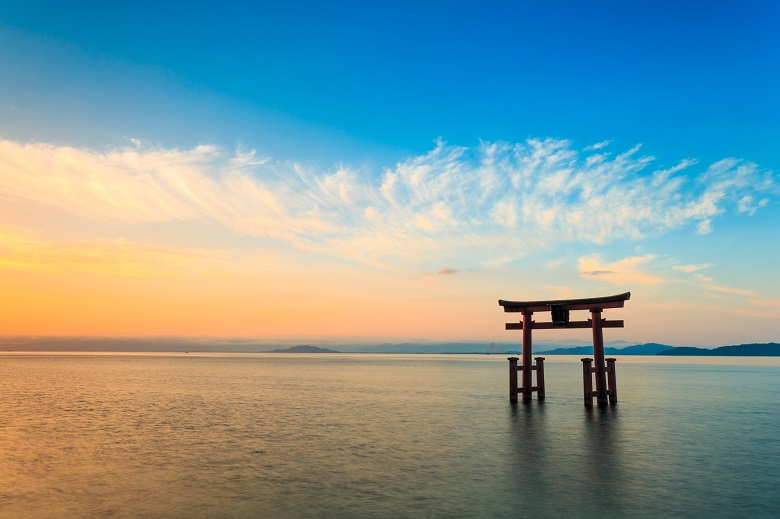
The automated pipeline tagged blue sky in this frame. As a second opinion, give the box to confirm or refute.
[0,1,777,345]
[4,1,778,163]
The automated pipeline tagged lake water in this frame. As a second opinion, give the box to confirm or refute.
[1,353,778,519]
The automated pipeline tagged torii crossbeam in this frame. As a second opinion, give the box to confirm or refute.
[498,292,630,406]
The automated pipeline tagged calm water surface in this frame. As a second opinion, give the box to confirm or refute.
[1,353,778,519]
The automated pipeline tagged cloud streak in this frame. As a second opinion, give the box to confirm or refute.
[578,254,662,285]
[0,226,227,276]
[0,137,774,269]
[703,284,760,298]
[673,264,713,273]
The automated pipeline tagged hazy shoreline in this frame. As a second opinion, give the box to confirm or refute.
[1,338,778,356]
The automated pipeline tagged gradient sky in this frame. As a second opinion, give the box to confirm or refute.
[1,1,778,346]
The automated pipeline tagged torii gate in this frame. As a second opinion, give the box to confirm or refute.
[498,292,630,406]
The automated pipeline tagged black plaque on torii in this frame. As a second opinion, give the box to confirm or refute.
[498,292,630,406]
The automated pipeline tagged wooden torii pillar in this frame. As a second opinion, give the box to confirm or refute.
[498,292,630,406]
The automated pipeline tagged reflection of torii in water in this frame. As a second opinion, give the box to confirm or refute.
[498,292,630,407]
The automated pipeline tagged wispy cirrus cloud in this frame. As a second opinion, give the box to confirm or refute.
[584,140,611,151]
[737,298,780,319]
[0,137,774,270]
[0,226,228,276]
[703,284,760,298]
[543,258,565,269]
[578,254,662,285]
[672,260,767,309]
[673,264,713,273]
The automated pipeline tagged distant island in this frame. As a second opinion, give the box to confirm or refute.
[537,342,780,357]
[657,343,780,356]
[269,345,340,353]
[537,343,674,355]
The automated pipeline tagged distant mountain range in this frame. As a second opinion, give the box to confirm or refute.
[537,343,674,355]
[536,342,780,356]
[538,342,780,357]
[270,345,338,353]
[657,343,780,356]
[1,337,778,356]
[270,342,780,356]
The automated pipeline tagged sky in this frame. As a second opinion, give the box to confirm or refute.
[0,1,778,346]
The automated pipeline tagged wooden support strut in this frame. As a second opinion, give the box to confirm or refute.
[507,356,545,403]
[582,358,619,405]
[505,319,624,330]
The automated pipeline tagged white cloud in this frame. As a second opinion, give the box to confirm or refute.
[544,258,565,269]
[703,284,759,298]
[680,267,762,300]
[584,140,611,151]
[0,136,774,270]
[696,219,713,234]
[673,264,713,273]
[0,225,229,276]
[737,299,780,319]
[737,195,769,215]
[578,254,662,285]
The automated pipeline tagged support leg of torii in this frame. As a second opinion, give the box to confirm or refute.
[534,357,545,400]
[508,357,518,403]
[581,358,593,406]
[606,358,617,404]
[522,311,533,402]
[591,309,609,406]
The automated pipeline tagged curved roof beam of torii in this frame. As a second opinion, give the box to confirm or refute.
[498,292,630,313]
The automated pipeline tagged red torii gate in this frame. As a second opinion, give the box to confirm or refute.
[498,292,630,406]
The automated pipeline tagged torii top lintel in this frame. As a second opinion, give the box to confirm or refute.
[498,292,630,313]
